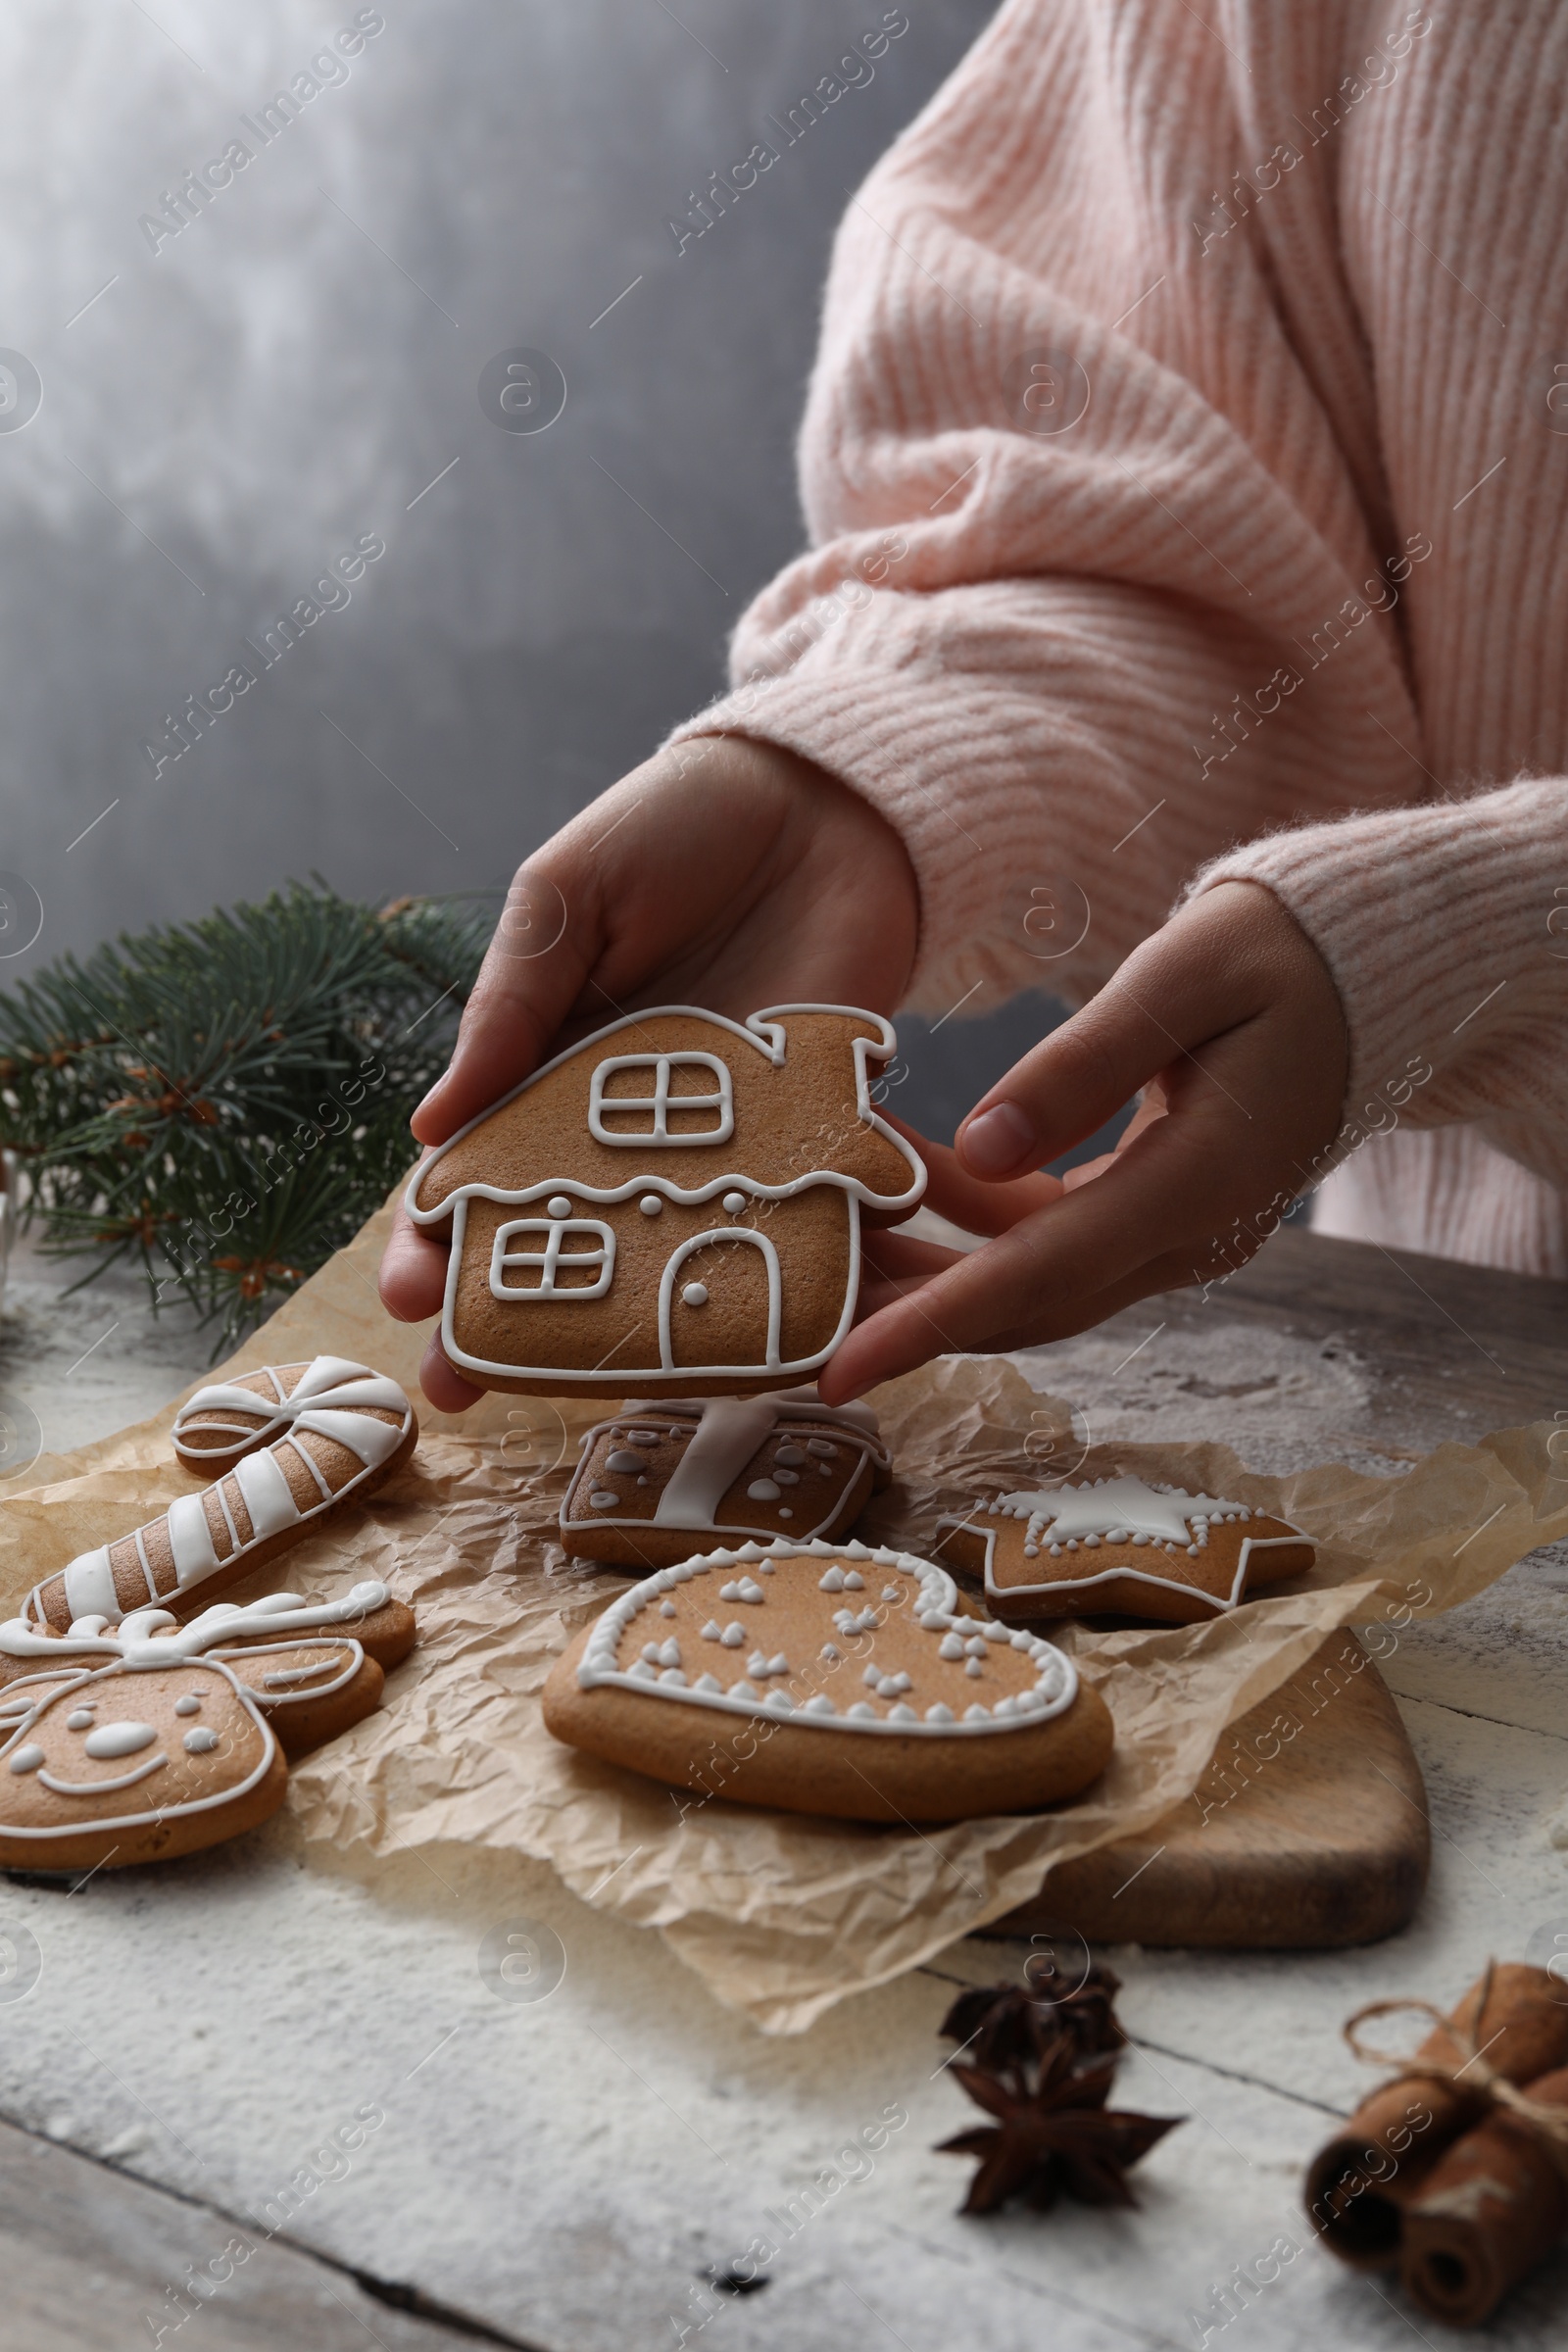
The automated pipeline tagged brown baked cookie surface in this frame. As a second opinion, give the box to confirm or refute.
[0,1582,411,1870]
[543,1539,1113,1822]
[25,1358,416,1634]
[561,1388,891,1569]
[404,1004,926,1396]
[936,1476,1314,1626]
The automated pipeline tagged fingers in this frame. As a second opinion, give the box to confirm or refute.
[821,1050,1273,1398]
[873,1108,1062,1234]
[378,1200,450,1322]
[854,1230,966,1321]
[419,1330,487,1414]
[412,847,601,1145]
[954,881,1289,1181]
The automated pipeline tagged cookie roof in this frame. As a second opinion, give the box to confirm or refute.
[405,1004,926,1221]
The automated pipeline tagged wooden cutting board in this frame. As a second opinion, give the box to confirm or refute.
[987,1628,1430,1948]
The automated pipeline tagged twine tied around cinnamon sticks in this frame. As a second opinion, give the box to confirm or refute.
[1344,1961,1568,2180]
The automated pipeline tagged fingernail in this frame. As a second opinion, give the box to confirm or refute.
[958,1100,1035,1176]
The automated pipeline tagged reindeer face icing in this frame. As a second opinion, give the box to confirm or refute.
[1,1659,271,1836]
[0,1582,402,1867]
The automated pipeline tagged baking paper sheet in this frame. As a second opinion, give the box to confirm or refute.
[5,1197,1564,2034]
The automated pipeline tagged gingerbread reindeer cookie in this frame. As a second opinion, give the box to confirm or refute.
[24,1357,416,1635]
[543,1539,1113,1822]
[404,1004,926,1397]
[0,1582,414,1871]
[561,1386,891,1570]
[936,1476,1314,1626]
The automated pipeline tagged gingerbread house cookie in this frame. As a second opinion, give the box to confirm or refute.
[404,1004,925,1396]
[543,1539,1113,1822]
[936,1476,1314,1626]
[0,1583,412,1871]
[24,1358,416,1634]
[561,1386,891,1569]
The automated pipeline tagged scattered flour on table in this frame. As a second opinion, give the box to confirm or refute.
[1009,1318,1386,1477]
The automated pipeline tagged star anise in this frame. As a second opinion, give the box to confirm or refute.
[936,1973,1182,2216]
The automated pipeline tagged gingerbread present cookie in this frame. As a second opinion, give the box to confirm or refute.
[561,1387,891,1569]
[0,1582,413,1871]
[543,1539,1113,1822]
[404,1004,925,1397]
[936,1476,1314,1626]
[24,1357,416,1634]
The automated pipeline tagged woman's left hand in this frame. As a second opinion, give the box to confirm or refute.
[822,881,1348,1400]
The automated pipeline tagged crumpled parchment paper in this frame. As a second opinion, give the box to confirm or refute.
[4,1195,1565,2034]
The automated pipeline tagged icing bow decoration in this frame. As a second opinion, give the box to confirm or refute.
[0,1583,416,1872]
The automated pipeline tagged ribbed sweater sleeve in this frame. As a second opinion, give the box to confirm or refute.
[1191,778,1568,1191]
[666,0,1441,1013]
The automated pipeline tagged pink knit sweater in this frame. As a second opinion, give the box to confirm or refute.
[668,0,1568,1277]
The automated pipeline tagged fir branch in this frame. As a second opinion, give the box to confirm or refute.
[0,880,491,1351]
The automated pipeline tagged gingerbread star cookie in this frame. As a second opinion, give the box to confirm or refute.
[24,1357,416,1635]
[543,1538,1113,1822]
[0,1582,414,1872]
[561,1387,891,1570]
[936,1476,1314,1626]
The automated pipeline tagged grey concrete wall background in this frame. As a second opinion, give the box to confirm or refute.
[0,0,1112,1153]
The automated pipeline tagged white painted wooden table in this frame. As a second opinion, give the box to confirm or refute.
[3,1224,1567,2352]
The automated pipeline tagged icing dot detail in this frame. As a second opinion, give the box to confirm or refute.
[546,1197,572,1219]
[588,1490,620,1509]
[67,1708,95,1731]
[9,1744,44,1774]
[681,1282,709,1307]
[721,1191,747,1215]
[173,1694,202,1717]
[84,1721,157,1759]
[605,1449,645,1474]
[638,1196,663,1217]
[748,1479,781,1502]
[182,1727,220,1754]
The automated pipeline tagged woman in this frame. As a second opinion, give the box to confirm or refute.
[382,0,1568,1408]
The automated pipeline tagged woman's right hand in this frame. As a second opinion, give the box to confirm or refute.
[376,733,921,1408]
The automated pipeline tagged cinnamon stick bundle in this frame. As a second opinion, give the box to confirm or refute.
[1399,2063,1568,2326]
[1304,1964,1568,2269]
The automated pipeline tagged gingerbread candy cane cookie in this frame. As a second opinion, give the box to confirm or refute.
[24,1358,416,1635]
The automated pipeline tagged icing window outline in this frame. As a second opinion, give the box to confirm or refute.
[588,1054,734,1148]
[490,1217,616,1301]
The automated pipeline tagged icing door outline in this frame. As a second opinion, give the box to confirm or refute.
[588,1054,734,1146]
[658,1229,782,1370]
[490,1217,616,1300]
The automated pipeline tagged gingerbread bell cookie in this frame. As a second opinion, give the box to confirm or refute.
[561,1386,891,1570]
[936,1475,1314,1626]
[23,1357,416,1635]
[0,1582,415,1871]
[404,1004,926,1397]
[543,1539,1113,1822]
